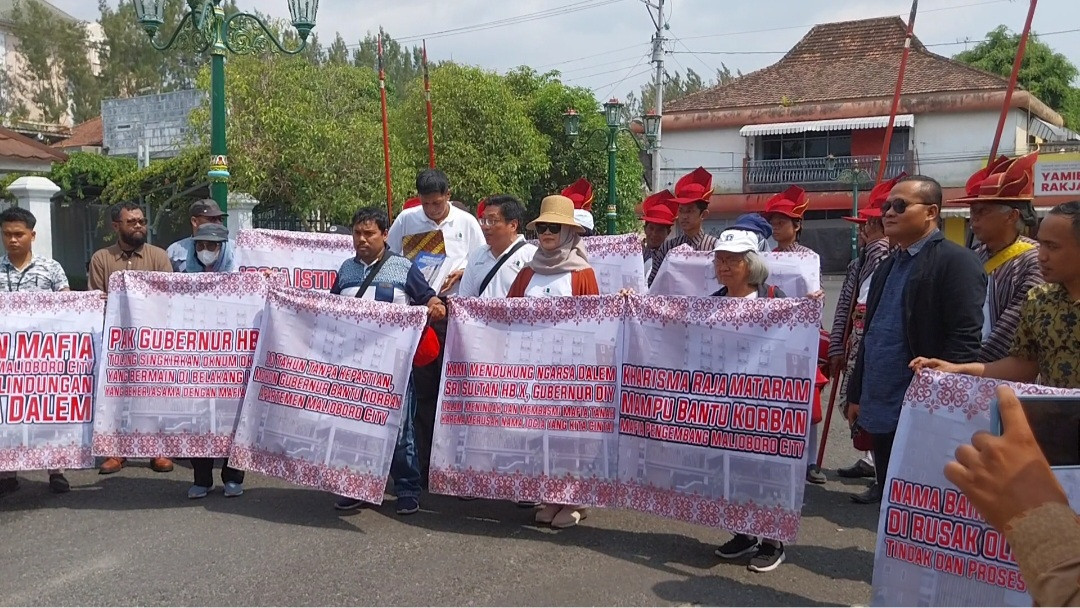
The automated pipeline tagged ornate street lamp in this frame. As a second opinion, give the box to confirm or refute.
[562,100,656,235]
[826,155,873,261]
[130,0,319,215]
[642,109,661,150]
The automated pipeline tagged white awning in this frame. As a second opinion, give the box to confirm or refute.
[739,114,915,137]
[940,205,1054,219]
[1029,116,1080,143]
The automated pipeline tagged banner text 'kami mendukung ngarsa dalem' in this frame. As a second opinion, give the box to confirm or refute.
[619,294,819,541]
[93,271,276,458]
[229,287,425,503]
[0,291,103,471]
[430,295,623,506]
[649,245,820,298]
[872,370,1080,607]
[233,228,353,291]
[429,293,821,540]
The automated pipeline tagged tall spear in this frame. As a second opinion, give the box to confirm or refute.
[423,39,436,168]
[876,0,918,185]
[378,27,394,221]
[987,0,1038,162]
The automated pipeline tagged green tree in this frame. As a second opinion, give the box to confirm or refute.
[351,31,424,101]
[954,26,1080,129]
[506,66,644,233]
[394,63,548,213]
[8,0,98,124]
[326,32,349,65]
[96,0,222,97]
[190,54,403,223]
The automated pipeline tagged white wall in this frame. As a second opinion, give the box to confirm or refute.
[912,109,1028,188]
[658,127,745,193]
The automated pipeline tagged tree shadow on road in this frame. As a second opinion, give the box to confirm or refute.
[386,492,874,594]
[0,471,361,532]
[652,576,833,607]
[800,483,880,533]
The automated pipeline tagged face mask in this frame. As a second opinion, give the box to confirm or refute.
[197,249,220,267]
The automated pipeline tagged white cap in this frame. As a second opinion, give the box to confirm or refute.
[573,209,594,231]
[713,229,760,254]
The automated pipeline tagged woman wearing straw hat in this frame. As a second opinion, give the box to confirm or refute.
[507,195,599,527]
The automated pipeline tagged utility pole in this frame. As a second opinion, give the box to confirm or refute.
[647,0,667,192]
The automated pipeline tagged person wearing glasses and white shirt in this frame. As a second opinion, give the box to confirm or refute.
[0,207,72,495]
[458,195,537,299]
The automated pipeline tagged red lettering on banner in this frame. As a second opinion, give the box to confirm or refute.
[235,328,260,351]
[136,328,235,352]
[942,488,985,523]
[620,391,674,421]
[6,394,92,423]
[620,364,690,393]
[908,512,981,556]
[15,332,93,360]
[577,365,615,382]
[238,266,291,285]
[536,365,575,381]
[293,268,336,290]
[728,403,806,436]
[889,479,941,513]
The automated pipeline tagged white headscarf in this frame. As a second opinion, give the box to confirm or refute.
[530,226,591,275]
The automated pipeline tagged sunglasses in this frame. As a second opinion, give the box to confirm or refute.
[534,222,563,235]
[881,198,933,215]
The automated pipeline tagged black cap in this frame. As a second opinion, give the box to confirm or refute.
[190,199,227,218]
[193,223,229,242]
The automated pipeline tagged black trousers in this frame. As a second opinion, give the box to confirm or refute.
[871,431,897,488]
[411,316,448,486]
[190,458,245,487]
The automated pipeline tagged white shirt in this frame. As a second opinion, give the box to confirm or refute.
[523,271,574,298]
[458,236,538,298]
[386,204,485,295]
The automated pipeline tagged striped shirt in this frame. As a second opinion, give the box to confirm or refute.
[0,255,68,292]
[774,242,816,254]
[829,238,890,357]
[647,231,719,286]
[977,236,1043,362]
[330,247,435,306]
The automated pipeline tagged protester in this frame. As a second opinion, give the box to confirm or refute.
[647,167,717,286]
[89,201,175,476]
[387,170,483,488]
[761,185,824,482]
[846,176,986,504]
[0,207,72,495]
[562,178,596,237]
[946,385,1080,607]
[507,194,599,527]
[180,223,246,498]
[708,228,791,572]
[640,190,678,276]
[829,175,900,480]
[166,199,229,272]
[912,201,1080,389]
[330,206,447,515]
[458,196,537,299]
[762,186,814,254]
[729,213,772,251]
[952,152,1043,362]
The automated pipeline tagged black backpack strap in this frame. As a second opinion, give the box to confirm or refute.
[477,240,527,296]
[354,250,393,298]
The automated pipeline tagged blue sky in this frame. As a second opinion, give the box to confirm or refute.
[55,0,1080,102]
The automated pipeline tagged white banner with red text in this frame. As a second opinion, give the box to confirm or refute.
[233,228,353,290]
[429,294,821,541]
[648,244,821,298]
[871,370,1080,607]
[580,234,647,294]
[229,287,425,503]
[0,291,103,471]
[92,271,275,458]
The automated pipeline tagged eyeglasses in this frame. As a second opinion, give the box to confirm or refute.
[881,198,933,215]
[534,222,562,235]
[478,218,505,227]
[122,219,148,227]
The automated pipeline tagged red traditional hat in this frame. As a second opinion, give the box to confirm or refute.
[951,151,1039,203]
[403,196,422,210]
[561,178,594,211]
[671,167,714,205]
[763,185,809,219]
[476,198,487,219]
[843,172,907,223]
[412,326,440,367]
[641,190,678,226]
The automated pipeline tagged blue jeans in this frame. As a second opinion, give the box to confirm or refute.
[390,380,421,499]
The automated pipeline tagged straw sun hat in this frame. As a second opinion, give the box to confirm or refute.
[527,195,585,234]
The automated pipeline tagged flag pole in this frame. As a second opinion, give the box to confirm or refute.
[876,0,919,185]
[423,39,436,169]
[378,27,394,222]
[987,0,1038,162]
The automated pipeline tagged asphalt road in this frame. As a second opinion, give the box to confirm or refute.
[0,276,881,607]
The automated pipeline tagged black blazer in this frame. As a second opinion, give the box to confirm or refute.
[847,232,986,404]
